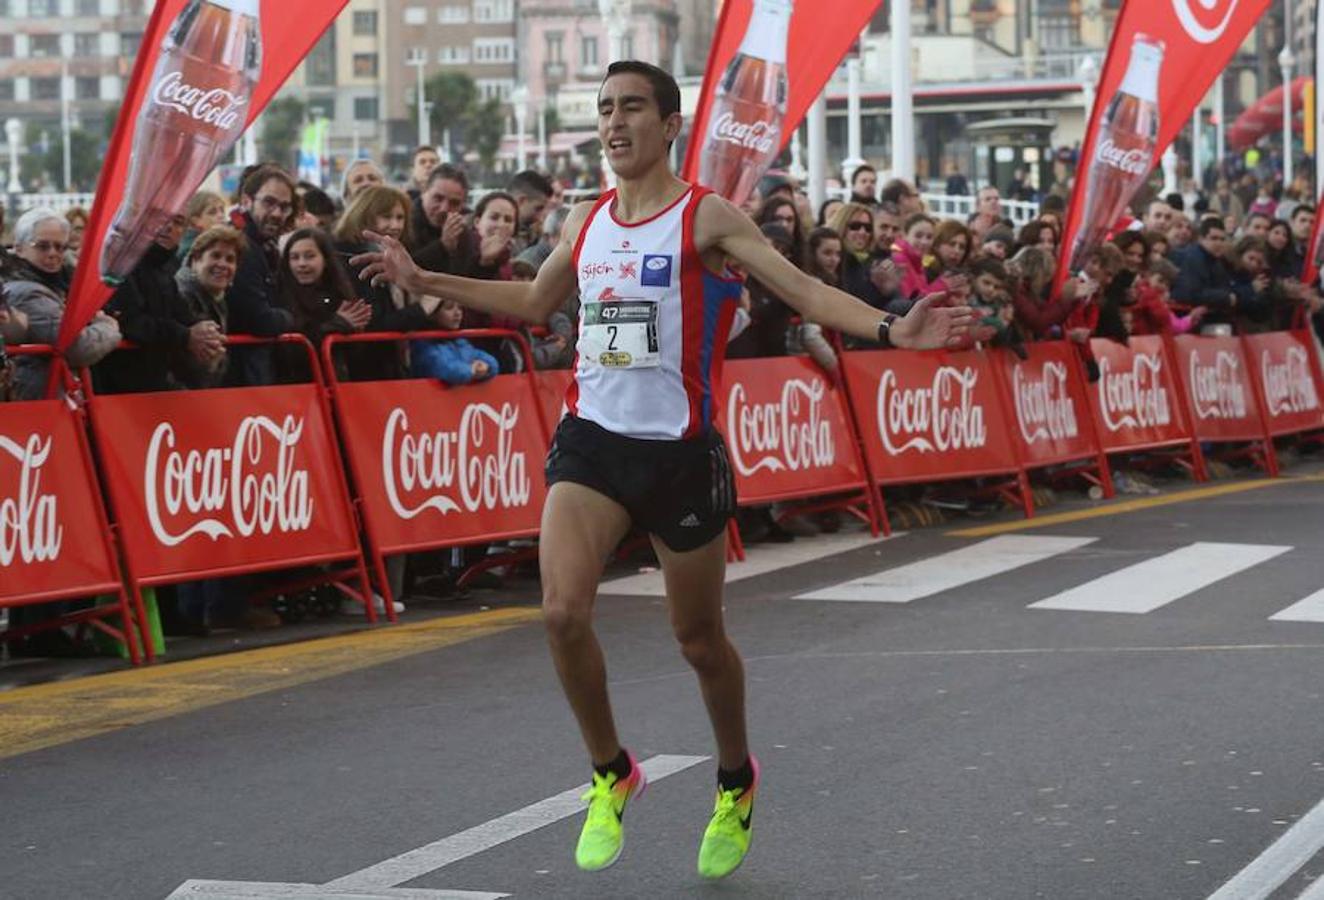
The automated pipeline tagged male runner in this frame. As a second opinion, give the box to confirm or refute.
[354,60,973,880]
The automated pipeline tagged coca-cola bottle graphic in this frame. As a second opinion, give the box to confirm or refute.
[1069,34,1163,273]
[697,0,791,208]
[100,0,261,284]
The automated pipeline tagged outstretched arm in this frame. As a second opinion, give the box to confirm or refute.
[696,194,975,350]
[352,202,589,325]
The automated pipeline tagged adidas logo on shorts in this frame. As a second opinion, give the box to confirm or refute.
[679,513,702,527]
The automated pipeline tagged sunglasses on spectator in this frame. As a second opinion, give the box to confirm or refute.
[30,240,68,253]
[847,221,872,232]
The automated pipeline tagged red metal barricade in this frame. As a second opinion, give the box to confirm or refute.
[1085,336,1208,481]
[841,347,1034,517]
[1,346,145,663]
[999,341,1115,498]
[718,356,882,533]
[323,329,553,605]
[84,335,375,649]
[1241,329,1324,438]
[1172,334,1279,475]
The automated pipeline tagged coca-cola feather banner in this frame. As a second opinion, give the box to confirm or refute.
[56,0,349,353]
[1302,0,1324,290]
[681,0,883,206]
[1055,0,1270,295]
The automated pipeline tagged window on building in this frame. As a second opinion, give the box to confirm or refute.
[353,10,378,35]
[0,1,11,18]
[76,0,100,15]
[473,1,513,22]
[438,45,470,65]
[403,6,426,25]
[545,31,564,63]
[120,32,143,57]
[407,46,426,63]
[307,98,335,120]
[30,34,61,57]
[32,77,60,100]
[581,35,598,69]
[74,33,100,57]
[620,33,633,60]
[306,28,336,85]
[438,6,469,24]
[473,38,513,64]
[0,35,12,58]
[353,53,378,78]
[354,97,379,120]
[28,0,58,16]
[75,76,99,99]
[0,80,13,101]
[477,80,513,102]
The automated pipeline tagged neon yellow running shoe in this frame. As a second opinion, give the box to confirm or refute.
[575,751,646,872]
[697,755,760,880]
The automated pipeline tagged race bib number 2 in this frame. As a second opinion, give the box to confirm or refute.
[580,301,660,368]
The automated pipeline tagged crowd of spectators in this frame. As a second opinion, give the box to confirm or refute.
[4,149,1324,649]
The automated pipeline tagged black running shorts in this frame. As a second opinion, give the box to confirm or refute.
[544,415,738,552]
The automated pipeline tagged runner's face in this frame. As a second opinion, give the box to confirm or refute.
[597,73,679,179]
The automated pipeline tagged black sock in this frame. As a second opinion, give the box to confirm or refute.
[717,757,754,793]
[594,749,632,781]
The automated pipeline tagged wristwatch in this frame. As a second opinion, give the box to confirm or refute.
[877,313,899,348]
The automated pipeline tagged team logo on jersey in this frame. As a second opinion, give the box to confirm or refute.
[611,239,637,255]
[619,261,637,280]
[641,254,672,287]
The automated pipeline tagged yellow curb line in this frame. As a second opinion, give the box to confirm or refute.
[947,473,1324,538]
[0,606,542,761]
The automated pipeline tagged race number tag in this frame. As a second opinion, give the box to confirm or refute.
[579,301,660,368]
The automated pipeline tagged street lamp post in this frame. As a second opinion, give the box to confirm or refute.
[510,85,528,173]
[61,60,72,191]
[890,0,915,183]
[408,56,430,148]
[842,56,864,187]
[5,118,22,195]
[1280,44,1296,188]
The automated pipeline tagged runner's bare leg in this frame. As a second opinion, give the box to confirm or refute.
[652,531,749,771]
[539,481,634,766]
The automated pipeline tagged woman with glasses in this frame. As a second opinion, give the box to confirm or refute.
[754,196,806,269]
[828,202,889,309]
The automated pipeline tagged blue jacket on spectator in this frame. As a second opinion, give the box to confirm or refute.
[410,337,499,386]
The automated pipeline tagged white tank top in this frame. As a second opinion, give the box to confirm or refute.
[568,185,743,440]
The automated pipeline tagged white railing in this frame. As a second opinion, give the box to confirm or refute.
[920,192,1040,227]
[12,192,97,213]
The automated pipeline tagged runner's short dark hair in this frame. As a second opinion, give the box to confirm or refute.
[604,60,681,119]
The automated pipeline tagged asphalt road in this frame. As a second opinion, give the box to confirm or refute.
[5,468,1324,900]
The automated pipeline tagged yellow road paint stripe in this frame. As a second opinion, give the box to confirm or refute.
[0,606,541,761]
[948,474,1324,538]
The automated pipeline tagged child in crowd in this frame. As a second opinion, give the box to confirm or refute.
[511,258,575,370]
[968,257,1028,359]
[1129,258,1206,336]
[410,297,499,386]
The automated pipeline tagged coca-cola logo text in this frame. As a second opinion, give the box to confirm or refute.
[876,367,987,454]
[1189,350,1248,420]
[382,404,531,520]
[144,416,313,547]
[151,70,246,131]
[1098,353,1171,431]
[1172,0,1241,44]
[710,112,779,154]
[0,434,62,567]
[1261,346,1321,416]
[1013,361,1079,444]
[1095,139,1149,177]
[726,379,834,476]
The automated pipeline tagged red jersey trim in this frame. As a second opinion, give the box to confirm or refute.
[571,190,616,271]
[679,186,709,439]
[608,184,694,229]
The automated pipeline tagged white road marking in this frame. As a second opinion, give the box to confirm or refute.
[600,531,896,597]
[794,535,1096,603]
[1030,542,1291,615]
[1206,792,1324,900]
[1269,589,1324,624]
[325,754,709,891]
[166,754,709,899]
[167,882,502,899]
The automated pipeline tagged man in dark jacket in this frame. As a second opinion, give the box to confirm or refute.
[227,165,296,385]
[408,164,471,276]
[95,215,224,393]
[1172,217,1258,325]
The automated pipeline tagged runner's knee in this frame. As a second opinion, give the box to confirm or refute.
[675,622,726,673]
[542,584,594,644]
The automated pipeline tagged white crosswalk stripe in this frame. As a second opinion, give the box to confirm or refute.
[1269,589,1324,623]
[1028,541,1292,615]
[794,535,1097,603]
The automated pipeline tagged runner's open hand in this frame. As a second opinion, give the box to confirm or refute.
[889,292,976,350]
[352,232,421,293]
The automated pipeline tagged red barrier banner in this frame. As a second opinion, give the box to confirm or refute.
[1087,336,1191,452]
[1173,335,1265,443]
[1243,331,1324,437]
[1,401,121,603]
[718,357,867,504]
[334,375,547,553]
[89,385,359,581]
[1001,342,1099,468]
[842,349,1021,483]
